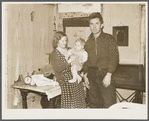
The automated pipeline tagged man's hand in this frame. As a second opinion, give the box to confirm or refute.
[82,73,90,89]
[102,73,112,87]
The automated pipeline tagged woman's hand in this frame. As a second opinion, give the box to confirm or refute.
[75,65,82,71]
[67,55,76,64]
[53,76,56,81]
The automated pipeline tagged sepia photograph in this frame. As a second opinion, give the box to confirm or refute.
[2,1,148,119]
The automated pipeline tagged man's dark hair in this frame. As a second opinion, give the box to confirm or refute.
[89,12,103,24]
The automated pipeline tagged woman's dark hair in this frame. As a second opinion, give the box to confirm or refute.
[89,12,103,24]
[52,31,68,49]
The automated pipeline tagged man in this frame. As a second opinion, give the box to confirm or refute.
[83,12,119,108]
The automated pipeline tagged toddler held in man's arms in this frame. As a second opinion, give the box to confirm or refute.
[66,38,88,83]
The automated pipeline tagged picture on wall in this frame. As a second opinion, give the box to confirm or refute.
[113,26,129,46]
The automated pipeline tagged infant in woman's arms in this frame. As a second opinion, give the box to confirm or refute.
[66,38,88,83]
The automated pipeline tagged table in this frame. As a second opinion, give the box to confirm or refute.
[112,64,145,103]
[11,84,61,109]
[12,64,145,108]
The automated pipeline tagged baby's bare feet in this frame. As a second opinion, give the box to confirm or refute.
[69,79,76,83]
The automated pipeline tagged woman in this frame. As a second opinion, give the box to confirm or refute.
[50,31,86,108]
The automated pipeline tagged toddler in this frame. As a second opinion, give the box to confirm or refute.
[67,38,88,83]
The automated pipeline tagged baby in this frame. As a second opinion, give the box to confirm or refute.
[67,38,88,83]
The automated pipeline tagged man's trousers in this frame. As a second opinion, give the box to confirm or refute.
[87,67,116,108]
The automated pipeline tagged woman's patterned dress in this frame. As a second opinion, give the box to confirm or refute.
[52,49,86,108]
